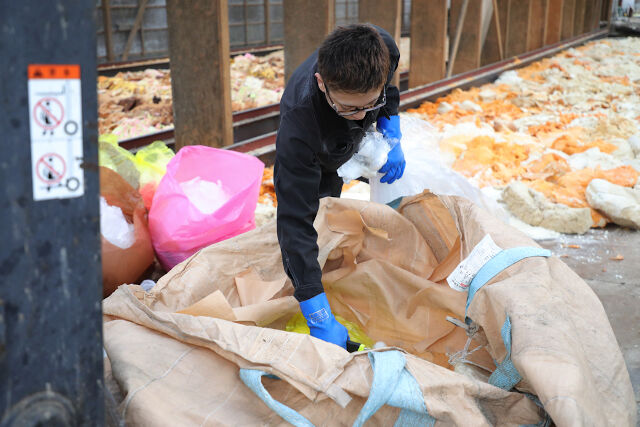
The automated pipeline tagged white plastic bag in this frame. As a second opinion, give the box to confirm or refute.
[180,177,232,214]
[100,196,135,249]
[370,115,506,218]
[337,130,390,183]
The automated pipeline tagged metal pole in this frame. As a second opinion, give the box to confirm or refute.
[0,1,103,425]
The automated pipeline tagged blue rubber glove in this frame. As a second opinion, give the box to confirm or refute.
[377,115,406,184]
[299,293,348,349]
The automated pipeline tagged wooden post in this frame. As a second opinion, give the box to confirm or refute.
[561,0,576,40]
[166,0,233,149]
[544,0,564,45]
[482,0,508,65]
[359,0,402,88]
[583,0,595,32]
[505,0,531,58]
[122,0,149,61]
[283,0,335,83]
[409,0,448,87]
[101,0,115,62]
[592,0,604,29]
[449,0,483,76]
[527,0,547,51]
[574,0,586,35]
[603,0,613,24]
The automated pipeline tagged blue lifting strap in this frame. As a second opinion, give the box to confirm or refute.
[239,350,435,427]
[353,351,435,427]
[465,247,551,319]
[464,247,551,392]
[238,369,315,427]
[488,315,522,390]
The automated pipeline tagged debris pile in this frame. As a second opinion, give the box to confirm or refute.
[98,52,284,138]
[408,37,640,233]
[98,38,411,140]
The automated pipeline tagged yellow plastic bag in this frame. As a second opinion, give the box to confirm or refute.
[99,136,174,210]
[99,134,140,190]
[133,141,175,210]
[285,312,375,349]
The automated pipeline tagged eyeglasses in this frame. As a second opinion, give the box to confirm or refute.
[324,85,386,117]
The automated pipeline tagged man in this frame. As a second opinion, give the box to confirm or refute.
[274,24,405,349]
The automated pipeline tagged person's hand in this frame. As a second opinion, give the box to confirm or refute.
[379,143,405,184]
[377,115,406,184]
[299,293,348,348]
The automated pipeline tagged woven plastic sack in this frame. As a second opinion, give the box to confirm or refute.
[133,141,175,210]
[149,145,264,270]
[100,167,154,297]
[104,193,635,426]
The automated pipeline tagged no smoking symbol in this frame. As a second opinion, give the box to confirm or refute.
[36,153,66,187]
[33,97,64,133]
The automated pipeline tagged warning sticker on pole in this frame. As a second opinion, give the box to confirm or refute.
[28,64,84,201]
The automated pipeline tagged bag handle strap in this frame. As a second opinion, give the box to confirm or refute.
[466,247,551,320]
[240,350,436,427]
[238,369,315,427]
[353,350,436,427]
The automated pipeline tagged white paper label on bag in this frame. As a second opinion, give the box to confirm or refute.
[447,234,502,292]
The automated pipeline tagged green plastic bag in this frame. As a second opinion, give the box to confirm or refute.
[99,136,174,210]
[285,312,375,349]
[99,134,140,190]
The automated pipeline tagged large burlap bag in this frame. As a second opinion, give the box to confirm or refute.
[103,192,635,426]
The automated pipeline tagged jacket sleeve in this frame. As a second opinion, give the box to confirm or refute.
[274,114,325,302]
[374,26,401,118]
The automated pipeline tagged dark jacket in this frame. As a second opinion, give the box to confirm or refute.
[274,26,400,301]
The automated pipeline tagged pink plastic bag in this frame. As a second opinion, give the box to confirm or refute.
[149,145,264,270]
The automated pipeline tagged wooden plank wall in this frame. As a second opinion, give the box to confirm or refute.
[527,0,548,51]
[574,0,587,35]
[408,0,448,87]
[449,0,484,75]
[544,0,565,45]
[505,0,531,57]
[482,0,508,66]
[562,0,577,39]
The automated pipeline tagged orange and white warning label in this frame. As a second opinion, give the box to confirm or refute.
[28,64,84,201]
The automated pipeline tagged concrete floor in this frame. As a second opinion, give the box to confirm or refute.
[537,227,640,423]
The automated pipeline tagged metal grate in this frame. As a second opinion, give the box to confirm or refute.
[97,0,409,64]
[336,0,359,27]
[228,0,283,48]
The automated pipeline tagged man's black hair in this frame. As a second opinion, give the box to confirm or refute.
[318,24,390,94]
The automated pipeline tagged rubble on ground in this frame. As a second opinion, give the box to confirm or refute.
[408,37,640,234]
